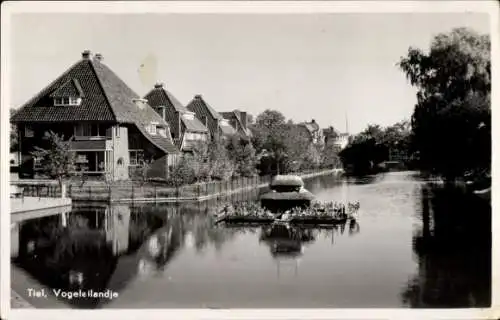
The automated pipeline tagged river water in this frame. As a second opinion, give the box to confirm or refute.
[11,171,491,308]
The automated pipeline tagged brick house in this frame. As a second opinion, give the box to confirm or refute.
[186,95,236,141]
[298,119,325,146]
[220,110,253,140]
[144,83,209,153]
[11,50,180,181]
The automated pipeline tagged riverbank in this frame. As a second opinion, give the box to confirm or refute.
[12,168,344,203]
[108,168,343,203]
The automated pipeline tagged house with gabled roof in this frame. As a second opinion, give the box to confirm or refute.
[144,83,209,153]
[220,110,253,140]
[11,50,180,181]
[298,119,325,146]
[186,94,236,141]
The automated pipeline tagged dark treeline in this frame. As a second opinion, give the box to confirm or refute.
[340,27,491,181]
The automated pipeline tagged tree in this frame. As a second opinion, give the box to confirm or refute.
[361,124,384,142]
[190,141,211,181]
[252,110,288,174]
[398,27,490,179]
[207,137,234,180]
[255,109,286,131]
[10,109,18,152]
[169,155,197,187]
[227,136,258,177]
[282,124,315,171]
[321,142,341,169]
[31,131,76,188]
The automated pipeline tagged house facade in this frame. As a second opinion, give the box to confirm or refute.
[11,50,180,181]
[186,95,236,141]
[220,110,253,140]
[299,119,324,146]
[333,133,350,151]
[144,83,209,153]
[323,127,349,152]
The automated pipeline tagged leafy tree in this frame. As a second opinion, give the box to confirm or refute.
[252,110,289,174]
[361,124,384,142]
[255,109,286,131]
[207,137,234,180]
[227,136,258,177]
[320,141,341,169]
[31,131,76,188]
[398,27,490,179]
[10,109,18,152]
[283,123,316,171]
[169,155,197,187]
[190,141,211,181]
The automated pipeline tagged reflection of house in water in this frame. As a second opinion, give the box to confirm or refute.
[12,203,170,308]
[71,204,132,255]
[105,205,131,255]
[11,223,20,258]
[137,214,185,276]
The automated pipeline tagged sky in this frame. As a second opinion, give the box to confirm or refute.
[10,12,489,134]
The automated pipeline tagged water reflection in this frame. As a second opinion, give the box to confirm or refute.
[11,172,490,308]
[401,184,491,308]
[12,198,251,308]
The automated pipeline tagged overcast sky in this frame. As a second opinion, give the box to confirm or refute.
[10,13,489,134]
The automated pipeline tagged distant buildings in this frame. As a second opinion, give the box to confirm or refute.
[186,95,236,141]
[220,110,253,140]
[298,119,324,145]
[323,127,349,152]
[144,83,209,153]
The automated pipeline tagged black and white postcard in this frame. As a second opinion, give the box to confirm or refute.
[1,1,498,320]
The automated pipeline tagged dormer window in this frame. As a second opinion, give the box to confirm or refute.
[147,122,158,135]
[50,78,85,106]
[54,97,81,106]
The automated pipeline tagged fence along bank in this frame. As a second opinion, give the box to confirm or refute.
[15,169,342,203]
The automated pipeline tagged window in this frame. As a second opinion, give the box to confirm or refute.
[54,97,81,106]
[115,126,120,138]
[24,125,34,138]
[129,150,144,166]
[75,124,107,138]
[147,123,157,135]
[33,157,43,170]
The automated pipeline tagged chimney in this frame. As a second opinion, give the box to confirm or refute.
[240,111,248,130]
[174,111,181,139]
[82,50,92,59]
[155,82,164,89]
[311,119,316,123]
[132,98,148,109]
[94,53,103,61]
[194,94,202,100]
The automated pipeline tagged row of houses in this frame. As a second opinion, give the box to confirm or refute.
[10,50,348,181]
